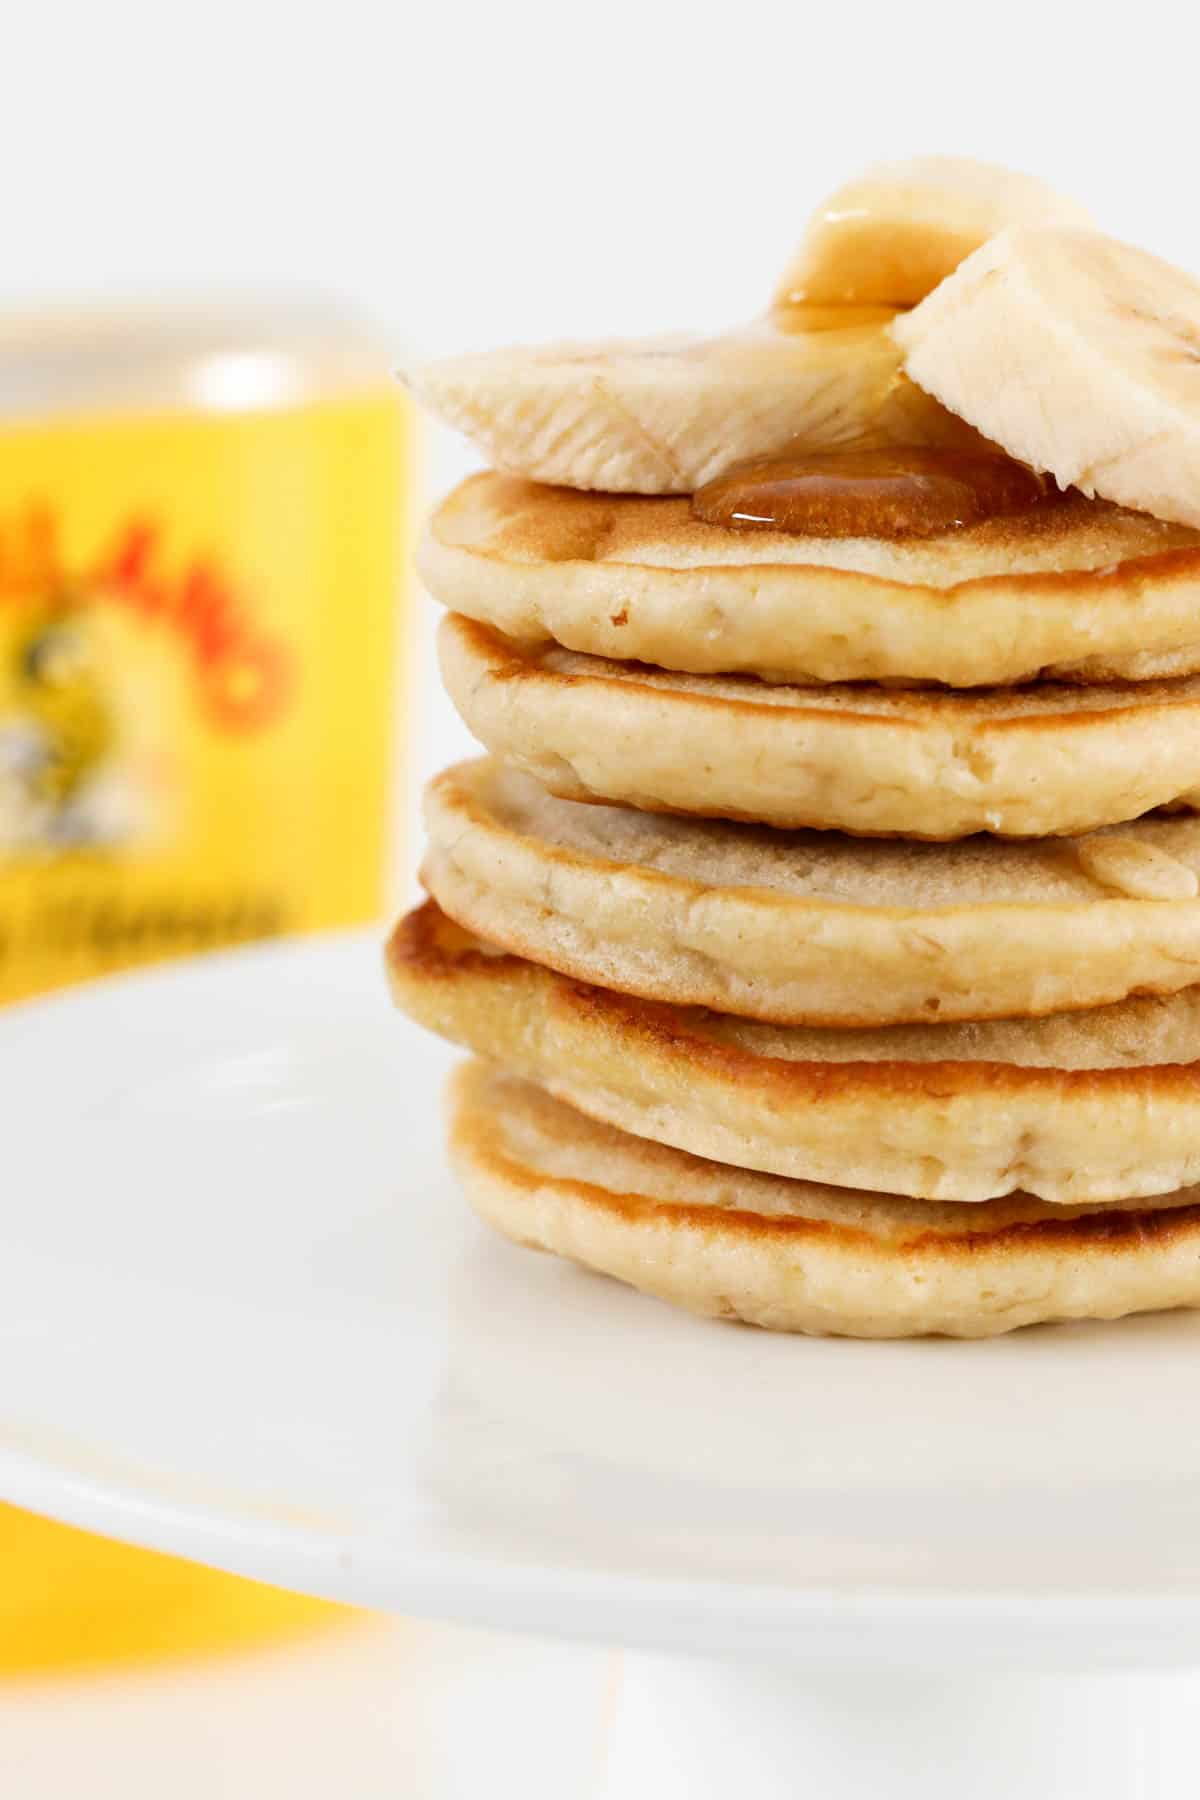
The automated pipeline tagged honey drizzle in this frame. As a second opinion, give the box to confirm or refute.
[692,444,1059,541]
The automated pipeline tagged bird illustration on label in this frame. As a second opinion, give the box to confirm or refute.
[0,504,292,853]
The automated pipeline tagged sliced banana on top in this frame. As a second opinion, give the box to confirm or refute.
[895,227,1200,531]
[411,308,982,496]
[776,156,1092,309]
[412,156,1088,496]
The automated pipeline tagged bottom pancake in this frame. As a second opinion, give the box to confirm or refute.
[449,1061,1200,1339]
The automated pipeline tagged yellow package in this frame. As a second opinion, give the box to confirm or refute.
[0,1505,359,1677]
[0,304,410,1001]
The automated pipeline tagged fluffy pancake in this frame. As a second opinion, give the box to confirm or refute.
[419,473,1200,689]
[449,1061,1200,1338]
[440,615,1200,840]
[392,902,1200,1205]
[422,759,1200,1028]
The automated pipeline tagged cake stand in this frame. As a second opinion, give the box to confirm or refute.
[1,933,1198,1798]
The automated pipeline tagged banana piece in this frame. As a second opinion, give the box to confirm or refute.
[776,157,1092,308]
[410,306,985,495]
[895,227,1200,530]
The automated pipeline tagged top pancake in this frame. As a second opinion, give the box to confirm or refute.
[420,472,1200,688]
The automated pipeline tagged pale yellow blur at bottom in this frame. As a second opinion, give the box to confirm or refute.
[0,1504,362,1677]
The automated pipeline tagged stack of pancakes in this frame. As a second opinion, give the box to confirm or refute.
[390,157,1200,1337]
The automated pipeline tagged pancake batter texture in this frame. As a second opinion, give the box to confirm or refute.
[392,155,1200,1336]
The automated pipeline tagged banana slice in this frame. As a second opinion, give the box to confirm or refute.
[776,157,1092,308]
[895,227,1200,530]
[409,307,980,495]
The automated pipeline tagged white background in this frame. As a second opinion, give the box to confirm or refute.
[4,1,1198,350]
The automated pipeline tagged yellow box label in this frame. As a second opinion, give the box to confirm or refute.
[0,389,408,1000]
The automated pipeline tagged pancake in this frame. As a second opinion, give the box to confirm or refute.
[440,614,1200,840]
[449,1061,1200,1338]
[422,759,1200,1028]
[419,472,1200,689]
[391,902,1200,1205]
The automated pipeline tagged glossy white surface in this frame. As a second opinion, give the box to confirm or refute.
[1,933,1200,1671]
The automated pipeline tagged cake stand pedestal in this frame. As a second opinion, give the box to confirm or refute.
[599,1656,1199,1799]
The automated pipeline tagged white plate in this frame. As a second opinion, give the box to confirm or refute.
[1,932,1200,1672]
